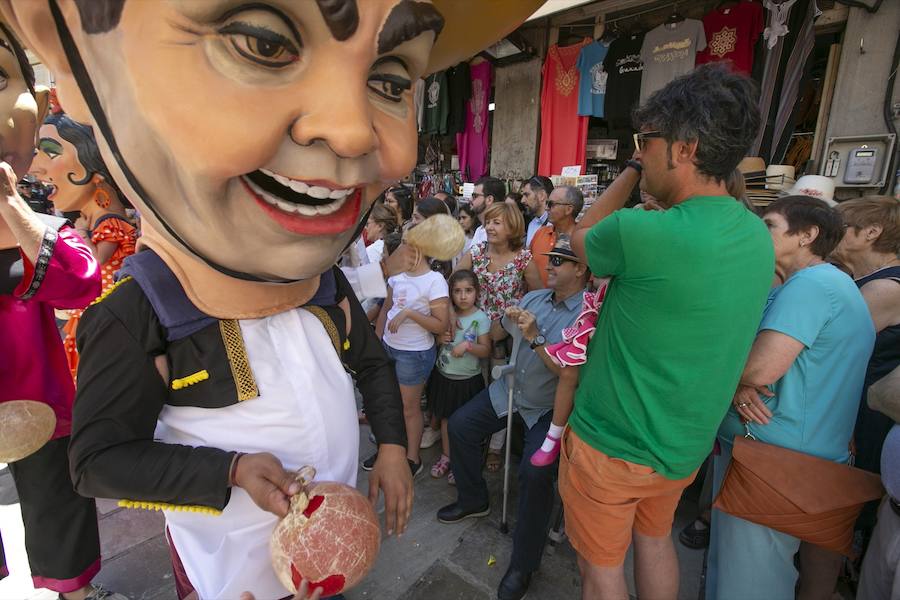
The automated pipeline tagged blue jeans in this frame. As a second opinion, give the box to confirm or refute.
[447,388,556,572]
[382,343,437,386]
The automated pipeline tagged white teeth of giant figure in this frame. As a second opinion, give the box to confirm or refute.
[254,169,354,216]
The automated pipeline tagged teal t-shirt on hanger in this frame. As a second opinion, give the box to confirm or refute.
[576,40,610,118]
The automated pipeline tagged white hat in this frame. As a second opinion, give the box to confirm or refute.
[785,175,837,207]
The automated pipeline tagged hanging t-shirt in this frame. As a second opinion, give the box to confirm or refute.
[446,62,471,135]
[602,33,645,131]
[576,41,611,118]
[639,19,707,103]
[538,38,591,177]
[696,1,765,75]
[423,70,449,135]
[456,60,492,181]
[414,79,425,133]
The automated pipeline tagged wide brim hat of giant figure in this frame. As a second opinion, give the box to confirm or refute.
[426,1,545,74]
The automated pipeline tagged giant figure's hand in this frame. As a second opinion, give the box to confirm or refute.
[232,452,302,518]
[368,443,413,536]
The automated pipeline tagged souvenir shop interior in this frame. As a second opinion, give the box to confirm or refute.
[409,0,889,210]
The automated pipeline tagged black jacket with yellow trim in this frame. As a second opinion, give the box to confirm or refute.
[68,252,405,511]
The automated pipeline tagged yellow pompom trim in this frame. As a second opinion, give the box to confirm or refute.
[118,499,222,516]
[171,370,210,390]
[89,276,133,306]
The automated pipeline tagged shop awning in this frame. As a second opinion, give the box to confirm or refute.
[527,0,596,21]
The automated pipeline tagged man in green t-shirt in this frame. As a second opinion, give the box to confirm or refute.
[561,63,775,600]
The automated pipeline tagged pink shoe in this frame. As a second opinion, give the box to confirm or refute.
[431,454,450,478]
[530,436,561,467]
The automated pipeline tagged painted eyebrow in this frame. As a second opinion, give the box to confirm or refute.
[377,0,445,55]
[218,3,301,45]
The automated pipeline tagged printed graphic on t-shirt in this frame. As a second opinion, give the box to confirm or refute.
[651,38,693,63]
[590,63,608,95]
[709,26,738,58]
[616,54,643,74]
[555,66,578,96]
[427,79,441,108]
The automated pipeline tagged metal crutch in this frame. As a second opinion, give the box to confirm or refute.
[491,323,523,535]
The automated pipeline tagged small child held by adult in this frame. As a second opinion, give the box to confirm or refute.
[427,270,491,484]
[526,274,608,467]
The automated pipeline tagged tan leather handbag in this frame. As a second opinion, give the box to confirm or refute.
[713,436,884,556]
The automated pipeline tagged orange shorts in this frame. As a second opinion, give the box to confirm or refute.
[558,427,698,567]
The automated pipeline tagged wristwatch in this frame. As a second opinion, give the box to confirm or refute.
[530,335,546,350]
[625,159,643,174]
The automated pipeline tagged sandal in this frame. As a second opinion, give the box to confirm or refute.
[431,454,450,478]
[485,450,502,473]
[447,470,456,486]
[678,516,710,549]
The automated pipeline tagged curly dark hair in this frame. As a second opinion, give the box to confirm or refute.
[633,63,760,183]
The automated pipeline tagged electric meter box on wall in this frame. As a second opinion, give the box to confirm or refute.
[822,134,896,189]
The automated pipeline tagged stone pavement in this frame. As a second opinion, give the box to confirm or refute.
[0,426,707,600]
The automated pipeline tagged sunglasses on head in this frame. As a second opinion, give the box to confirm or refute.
[633,130,663,151]
[548,255,576,267]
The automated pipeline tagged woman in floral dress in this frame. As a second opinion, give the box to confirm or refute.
[455,202,543,470]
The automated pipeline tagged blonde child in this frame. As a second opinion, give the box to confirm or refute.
[376,247,450,476]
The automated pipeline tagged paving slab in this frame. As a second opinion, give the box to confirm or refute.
[93,536,175,600]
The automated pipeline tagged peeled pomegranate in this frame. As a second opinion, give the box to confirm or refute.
[271,467,380,597]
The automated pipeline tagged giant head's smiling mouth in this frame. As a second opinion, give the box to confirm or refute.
[239,169,364,237]
[242,169,358,216]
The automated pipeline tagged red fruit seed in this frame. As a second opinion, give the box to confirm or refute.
[291,564,346,597]
[302,495,325,518]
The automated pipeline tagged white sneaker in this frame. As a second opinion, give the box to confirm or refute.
[420,426,441,449]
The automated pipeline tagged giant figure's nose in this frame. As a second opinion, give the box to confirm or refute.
[289,80,378,159]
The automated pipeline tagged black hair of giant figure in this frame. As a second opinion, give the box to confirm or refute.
[44,111,130,206]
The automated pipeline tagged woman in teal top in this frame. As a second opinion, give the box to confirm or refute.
[707,196,876,600]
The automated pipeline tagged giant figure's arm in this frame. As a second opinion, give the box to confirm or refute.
[69,294,236,509]
[334,268,407,448]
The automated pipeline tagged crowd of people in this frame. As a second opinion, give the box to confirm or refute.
[344,63,900,600]
[0,7,898,600]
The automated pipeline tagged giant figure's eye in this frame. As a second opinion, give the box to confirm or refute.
[38,138,63,159]
[218,11,300,69]
[368,57,412,103]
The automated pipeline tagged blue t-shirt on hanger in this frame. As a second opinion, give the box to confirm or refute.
[576,40,610,118]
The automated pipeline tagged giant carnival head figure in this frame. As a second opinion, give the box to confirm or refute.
[0,0,541,285]
[30,110,121,213]
[0,22,49,180]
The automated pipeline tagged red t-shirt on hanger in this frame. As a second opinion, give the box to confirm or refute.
[695,0,764,75]
[538,38,591,177]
